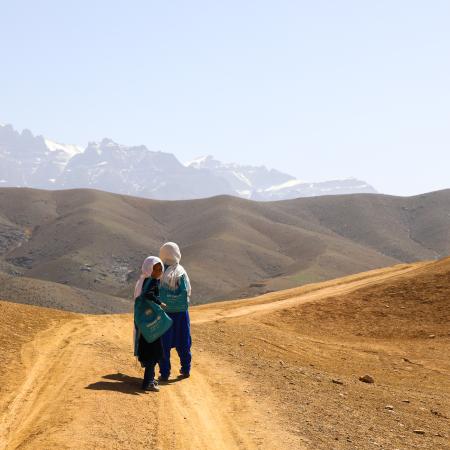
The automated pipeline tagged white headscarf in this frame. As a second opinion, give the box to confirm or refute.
[133,256,164,300]
[159,242,191,296]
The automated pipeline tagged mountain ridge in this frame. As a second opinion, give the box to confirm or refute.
[0,123,376,200]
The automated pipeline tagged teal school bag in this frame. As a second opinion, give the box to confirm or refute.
[134,297,173,343]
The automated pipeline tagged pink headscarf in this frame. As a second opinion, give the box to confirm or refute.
[133,256,164,300]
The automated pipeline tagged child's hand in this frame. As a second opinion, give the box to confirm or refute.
[161,302,167,308]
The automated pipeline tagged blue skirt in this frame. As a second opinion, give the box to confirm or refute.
[161,311,191,350]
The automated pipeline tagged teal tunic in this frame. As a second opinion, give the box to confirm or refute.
[160,274,190,312]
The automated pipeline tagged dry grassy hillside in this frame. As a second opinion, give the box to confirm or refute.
[0,187,449,312]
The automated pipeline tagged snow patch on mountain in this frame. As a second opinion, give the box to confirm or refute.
[185,155,211,168]
[44,139,83,158]
[265,179,306,192]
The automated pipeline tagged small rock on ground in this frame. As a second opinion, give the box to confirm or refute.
[359,374,375,384]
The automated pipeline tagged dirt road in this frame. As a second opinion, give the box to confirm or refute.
[0,262,441,450]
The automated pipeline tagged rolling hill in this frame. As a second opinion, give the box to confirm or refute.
[0,187,449,311]
[0,272,131,314]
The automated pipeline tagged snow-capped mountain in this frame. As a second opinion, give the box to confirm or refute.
[186,155,294,198]
[186,155,376,200]
[0,123,377,200]
[0,124,82,188]
[59,139,232,200]
[256,177,377,200]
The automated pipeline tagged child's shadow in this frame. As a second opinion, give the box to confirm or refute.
[85,372,182,395]
[85,373,144,395]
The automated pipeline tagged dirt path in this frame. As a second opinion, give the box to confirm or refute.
[0,318,95,449]
[0,261,431,449]
[191,262,426,323]
[0,318,295,449]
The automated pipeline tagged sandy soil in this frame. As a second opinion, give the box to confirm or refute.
[0,260,449,449]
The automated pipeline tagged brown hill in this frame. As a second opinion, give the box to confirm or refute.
[0,187,449,312]
[0,272,131,313]
[0,259,448,449]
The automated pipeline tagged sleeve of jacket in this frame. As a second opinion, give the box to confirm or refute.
[142,279,162,305]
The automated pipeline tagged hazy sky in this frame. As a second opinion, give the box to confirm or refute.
[1,1,449,195]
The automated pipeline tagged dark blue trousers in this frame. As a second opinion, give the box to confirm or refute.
[159,311,192,378]
[143,361,157,383]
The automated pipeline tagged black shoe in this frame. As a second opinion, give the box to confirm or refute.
[158,375,169,384]
[178,370,190,379]
[142,381,159,392]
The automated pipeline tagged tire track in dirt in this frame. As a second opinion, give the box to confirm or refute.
[0,315,298,449]
[154,350,299,450]
[0,318,94,449]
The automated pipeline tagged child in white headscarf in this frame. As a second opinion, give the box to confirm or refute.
[158,242,192,381]
[134,256,166,392]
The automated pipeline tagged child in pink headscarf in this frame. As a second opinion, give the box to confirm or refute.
[134,256,166,392]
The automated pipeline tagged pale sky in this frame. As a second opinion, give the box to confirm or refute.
[1,1,449,195]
